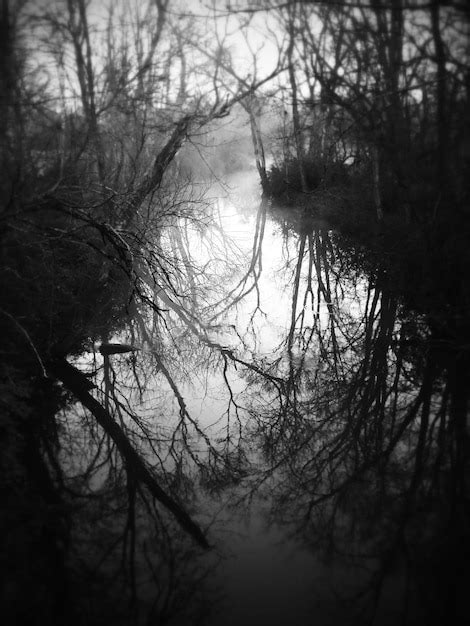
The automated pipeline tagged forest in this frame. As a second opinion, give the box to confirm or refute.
[1,1,469,625]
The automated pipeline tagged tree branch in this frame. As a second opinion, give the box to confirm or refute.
[48,358,210,549]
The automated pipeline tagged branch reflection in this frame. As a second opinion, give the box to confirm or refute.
[241,205,468,624]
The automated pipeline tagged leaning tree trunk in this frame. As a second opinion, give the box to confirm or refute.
[248,105,268,192]
[48,358,210,549]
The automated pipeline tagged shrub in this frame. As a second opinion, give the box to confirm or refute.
[266,157,349,199]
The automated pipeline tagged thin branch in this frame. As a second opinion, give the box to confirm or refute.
[48,358,210,549]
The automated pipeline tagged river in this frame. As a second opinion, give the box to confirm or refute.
[70,169,462,625]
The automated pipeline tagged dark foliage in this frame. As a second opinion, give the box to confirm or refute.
[0,192,135,624]
[1,199,133,362]
[266,156,350,202]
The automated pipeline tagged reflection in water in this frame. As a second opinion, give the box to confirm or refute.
[196,190,467,624]
[222,202,468,625]
[65,177,467,624]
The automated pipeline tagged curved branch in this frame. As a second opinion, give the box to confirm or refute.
[48,358,210,549]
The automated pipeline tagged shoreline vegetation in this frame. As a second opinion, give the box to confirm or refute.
[262,150,470,313]
[2,0,469,624]
[266,173,470,359]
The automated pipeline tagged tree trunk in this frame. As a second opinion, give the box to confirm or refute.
[372,144,384,221]
[67,0,106,185]
[430,0,447,193]
[286,4,308,193]
[248,103,268,191]
[48,358,210,549]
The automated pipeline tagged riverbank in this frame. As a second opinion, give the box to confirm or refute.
[268,182,470,321]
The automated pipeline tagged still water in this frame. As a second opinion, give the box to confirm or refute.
[73,170,459,625]
[126,172,409,625]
